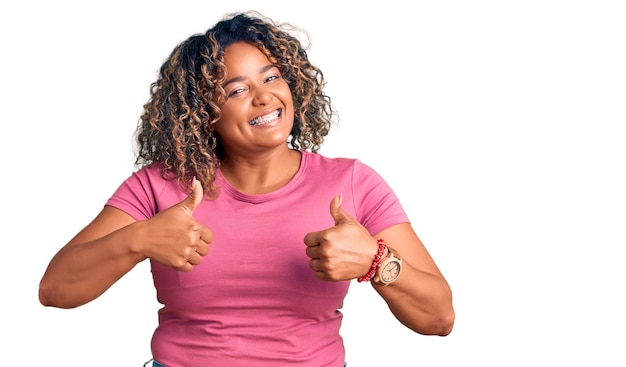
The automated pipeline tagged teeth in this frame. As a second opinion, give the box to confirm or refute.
[250,110,280,126]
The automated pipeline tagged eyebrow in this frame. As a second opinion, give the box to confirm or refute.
[223,64,278,88]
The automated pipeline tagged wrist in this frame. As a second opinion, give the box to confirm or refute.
[357,239,387,282]
[372,246,403,286]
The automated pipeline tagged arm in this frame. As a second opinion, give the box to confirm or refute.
[38,206,147,308]
[39,180,213,309]
[371,223,454,336]
[303,195,454,336]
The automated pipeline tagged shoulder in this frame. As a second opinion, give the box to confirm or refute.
[118,163,165,194]
[303,151,380,180]
[107,163,186,218]
[131,163,186,198]
[302,150,366,171]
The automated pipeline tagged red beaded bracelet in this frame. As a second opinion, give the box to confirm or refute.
[357,239,387,282]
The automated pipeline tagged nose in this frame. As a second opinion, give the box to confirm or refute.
[252,86,272,105]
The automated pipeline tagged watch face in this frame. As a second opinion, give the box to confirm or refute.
[381,260,401,282]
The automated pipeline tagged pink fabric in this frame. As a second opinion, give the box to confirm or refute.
[106,150,409,367]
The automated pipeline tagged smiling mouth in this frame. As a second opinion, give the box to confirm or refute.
[249,109,282,126]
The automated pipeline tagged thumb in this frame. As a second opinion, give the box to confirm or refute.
[329,194,354,226]
[180,176,204,214]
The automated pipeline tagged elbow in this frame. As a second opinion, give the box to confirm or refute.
[39,285,54,307]
[414,307,455,336]
[434,309,456,336]
[399,307,455,336]
[436,309,455,336]
[434,286,455,336]
[38,279,58,307]
[38,279,74,309]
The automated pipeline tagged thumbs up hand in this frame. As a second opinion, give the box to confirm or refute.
[303,195,379,281]
[139,178,214,271]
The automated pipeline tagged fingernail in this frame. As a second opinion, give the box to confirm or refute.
[338,193,343,206]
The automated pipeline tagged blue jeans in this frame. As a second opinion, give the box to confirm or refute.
[145,359,346,366]
[143,360,166,367]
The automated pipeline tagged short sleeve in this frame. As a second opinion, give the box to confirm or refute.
[351,160,410,235]
[105,165,166,221]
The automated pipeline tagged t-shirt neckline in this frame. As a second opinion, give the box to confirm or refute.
[215,150,308,204]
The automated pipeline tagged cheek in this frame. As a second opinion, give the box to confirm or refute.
[213,116,238,139]
[285,96,296,125]
[283,91,295,115]
[286,108,295,128]
[216,103,245,127]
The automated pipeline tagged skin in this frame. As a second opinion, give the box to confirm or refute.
[304,195,455,335]
[39,42,455,336]
[212,42,301,194]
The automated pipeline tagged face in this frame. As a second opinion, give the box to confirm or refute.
[212,42,295,159]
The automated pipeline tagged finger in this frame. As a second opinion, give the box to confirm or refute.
[194,228,213,257]
[329,194,355,226]
[178,263,194,272]
[175,257,195,272]
[186,251,203,266]
[199,227,214,245]
[196,242,210,256]
[305,244,320,259]
[309,258,322,272]
[303,230,322,247]
[180,176,204,214]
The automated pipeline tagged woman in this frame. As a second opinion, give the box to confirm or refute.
[39,11,454,367]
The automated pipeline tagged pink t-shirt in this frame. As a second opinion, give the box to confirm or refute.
[106,150,409,367]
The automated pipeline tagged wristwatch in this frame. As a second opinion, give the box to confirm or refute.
[373,249,402,286]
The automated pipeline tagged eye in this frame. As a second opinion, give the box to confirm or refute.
[227,87,247,98]
[265,74,280,83]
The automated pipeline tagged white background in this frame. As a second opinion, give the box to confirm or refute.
[1,0,625,366]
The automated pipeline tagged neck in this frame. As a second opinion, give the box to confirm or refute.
[219,148,302,195]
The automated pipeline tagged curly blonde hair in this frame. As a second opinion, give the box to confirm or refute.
[134,11,336,198]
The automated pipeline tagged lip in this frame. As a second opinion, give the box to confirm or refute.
[249,108,282,127]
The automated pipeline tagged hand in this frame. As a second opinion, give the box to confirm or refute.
[303,195,378,281]
[139,178,214,271]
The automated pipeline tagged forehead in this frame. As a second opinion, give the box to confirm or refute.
[222,42,273,73]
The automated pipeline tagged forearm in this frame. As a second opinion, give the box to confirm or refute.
[39,224,146,309]
[372,261,455,336]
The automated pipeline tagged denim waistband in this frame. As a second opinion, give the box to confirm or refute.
[143,359,166,367]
